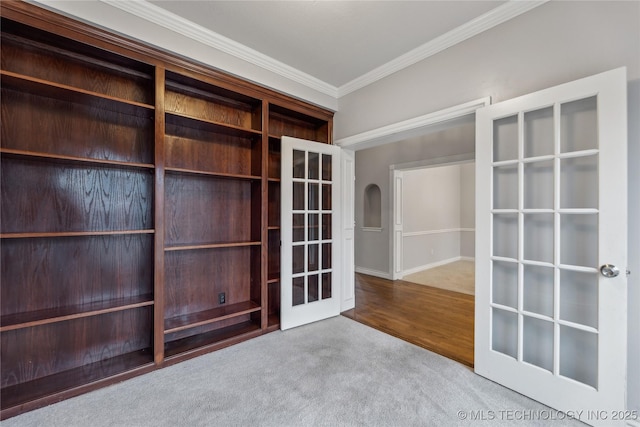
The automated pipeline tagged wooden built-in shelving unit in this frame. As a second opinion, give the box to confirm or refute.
[0,1,333,419]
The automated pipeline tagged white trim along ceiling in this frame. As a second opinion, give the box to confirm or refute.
[44,0,547,101]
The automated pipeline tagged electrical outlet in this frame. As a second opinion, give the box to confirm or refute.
[218,292,226,304]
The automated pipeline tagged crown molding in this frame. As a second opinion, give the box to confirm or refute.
[337,1,549,97]
[335,97,490,151]
[99,0,339,98]
[99,0,545,102]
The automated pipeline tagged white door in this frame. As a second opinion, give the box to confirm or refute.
[281,136,342,330]
[475,68,628,425]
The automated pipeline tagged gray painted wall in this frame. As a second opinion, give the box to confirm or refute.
[335,1,639,139]
[343,0,639,414]
[402,165,462,273]
[354,121,475,275]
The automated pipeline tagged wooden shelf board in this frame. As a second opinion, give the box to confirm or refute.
[0,349,154,412]
[0,294,154,332]
[0,148,154,170]
[164,321,262,359]
[165,111,262,139]
[164,241,261,252]
[0,71,154,117]
[268,177,281,182]
[268,226,281,231]
[164,301,261,334]
[164,166,261,181]
[0,230,155,239]
[267,276,280,284]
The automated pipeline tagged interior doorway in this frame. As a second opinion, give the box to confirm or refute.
[346,159,477,367]
[391,160,475,287]
[337,99,489,367]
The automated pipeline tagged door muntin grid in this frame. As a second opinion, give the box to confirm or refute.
[489,96,600,388]
[291,149,333,306]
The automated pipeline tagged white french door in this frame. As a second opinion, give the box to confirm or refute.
[475,68,628,425]
[281,136,343,330]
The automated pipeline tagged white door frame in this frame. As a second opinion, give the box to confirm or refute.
[341,149,356,311]
[335,97,491,283]
[389,154,475,280]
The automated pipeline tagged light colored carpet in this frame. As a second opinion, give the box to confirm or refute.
[403,260,475,295]
[3,316,582,427]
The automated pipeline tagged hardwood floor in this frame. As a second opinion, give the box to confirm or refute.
[342,273,474,368]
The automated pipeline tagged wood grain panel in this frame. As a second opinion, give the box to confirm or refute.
[0,158,153,233]
[343,273,474,367]
[165,90,250,129]
[268,229,280,281]
[164,174,255,246]
[0,307,152,386]
[268,181,281,227]
[165,123,260,176]
[267,281,280,318]
[269,106,329,143]
[268,137,281,179]
[0,27,153,104]
[1,235,153,316]
[163,247,254,318]
[1,88,153,164]
[165,71,261,132]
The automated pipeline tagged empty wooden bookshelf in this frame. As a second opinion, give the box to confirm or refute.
[0,1,333,419]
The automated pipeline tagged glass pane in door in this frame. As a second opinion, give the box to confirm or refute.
[489,96,601,387]
[289,147,334,308]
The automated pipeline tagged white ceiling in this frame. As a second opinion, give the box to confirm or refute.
[147,1,506,88]
[96,0,545,98]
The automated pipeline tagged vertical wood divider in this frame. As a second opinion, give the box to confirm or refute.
[154,66,166,364]
[261,100,270,329]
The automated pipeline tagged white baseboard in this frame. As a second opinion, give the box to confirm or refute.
[460,256,476,262]
[401,256,472,277]
[354,266,392,280]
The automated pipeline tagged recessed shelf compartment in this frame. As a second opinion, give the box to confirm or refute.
[164,174,261,247]
[268,104,330,143]
[1,71,154,116]
[1,307,154,411]
[1,234,154,319]
[164,320,262,359]
[164,245,262,345]
[268,136,281,180]
[1,19,154,105]
[1,158,153,235]
[1,87,154,165]
[268,181,281,227]
[165,113,262,178]
[165,70,262,133]
[164,300,261,334]
[0,348,154,415]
